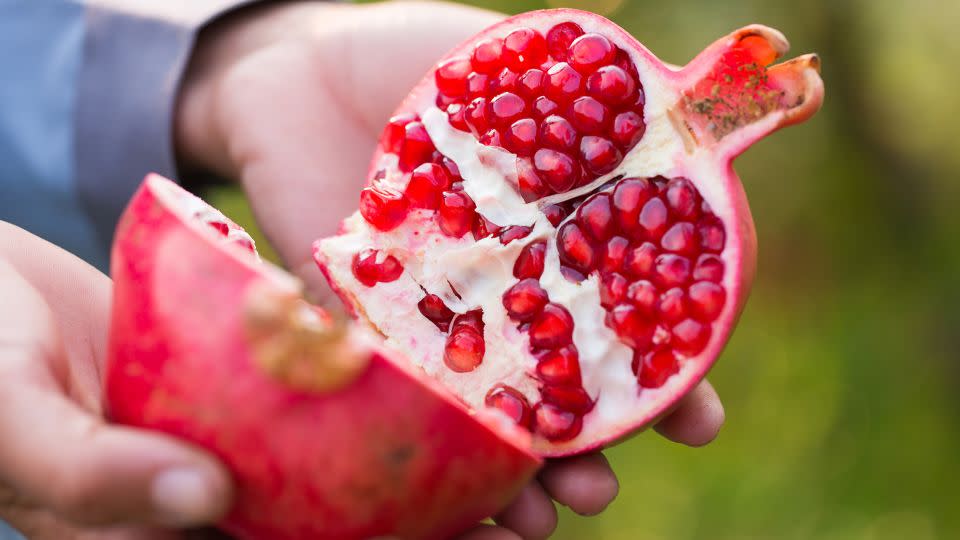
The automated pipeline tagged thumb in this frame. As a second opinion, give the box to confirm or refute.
[0,261,233,528]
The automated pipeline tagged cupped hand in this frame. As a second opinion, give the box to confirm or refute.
[0,223,233,539]
[176,2,725,538]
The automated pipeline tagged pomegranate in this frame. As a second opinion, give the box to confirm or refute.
[314,10,824,455]
[105,175,541,539]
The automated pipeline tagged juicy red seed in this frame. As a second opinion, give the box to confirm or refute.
[576,192,615,242]
[398,121,435,172]
[665,178,700,219]
[638,348,679,388]
[418,294,455,331]
[534,149,580,193]
[601,236,630,273]
[503,278,549,321]
[504,118,538,156]
[444,326,485,372]
[502,28,547,71]
[625,242,658,278]
[489,92,527,127]
[586,65,637,106]
[688,281,726,321]
[436,93,459,108]
[536,346,581,385]
[514,240,547,279]
[485,385,532,429]
[657,288,688,322]
[517,157,547,202]
[612,177,656,236]
[639,197,669,239]
[546,22,584,62]
[499,225,532,244]
[693,254,725,283]
[534,402,583,441]
[542,385,593,414]
[580,136,622,175]
[437,190,477,238]
[614,48,641,81]
[539,115,578,151]
[568,96,610,134]
[473,215,501,239]
[517,69,545,98]
[466,72,489,97]
[606,303,655,350]
[447,103,468,131]
[491,67,519,94]
[381,113,416,153]
[464,97,490,135]
[568,33,616,73]
[542,203,569,227]
[672,318,711,355]
[405,163,449,209]
[440,157,461,181]
[545,62,584,104]
[560,266,586,282]
[435,56,472,97]
[655,254,692,287]
[453,310,484,333]
[471,37,504,73]
[532,96,560,119]
[206,220,230,236]
[480,128,502,147]
[661,222,698,255]
[698,216,726,252]
[359,184,409,231]
[599,272,629,309]
[352,249,404,287]
[626,280,658,316]
[611,111,646,148]
[557,222,596,272]
[529,303,575,349]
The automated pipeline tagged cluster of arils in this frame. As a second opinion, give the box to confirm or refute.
[434,22,647,200]
[554,176,726,387]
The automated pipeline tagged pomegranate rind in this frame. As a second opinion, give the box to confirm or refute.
[315,10,823,456]
[106,174,541,540]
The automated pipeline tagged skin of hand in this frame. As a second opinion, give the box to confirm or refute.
[174,2,726,539]
[0,222,234,539]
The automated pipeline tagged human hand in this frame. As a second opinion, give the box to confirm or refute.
[0,222,233,539]
[175,2,725,538]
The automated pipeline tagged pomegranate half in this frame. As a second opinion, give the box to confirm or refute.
[105,174,541,540]
[314,9,824,455]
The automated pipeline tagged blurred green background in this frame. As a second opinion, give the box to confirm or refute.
[208,0,960,538]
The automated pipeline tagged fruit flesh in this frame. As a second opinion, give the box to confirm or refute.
[106,175,540,540]
[314,10,823,455]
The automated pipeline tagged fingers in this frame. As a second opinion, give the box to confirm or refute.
[538,453,619,516]
[0,370,234,527]
[0,261,233,528]
[654,379,726,446]
[493,483,557,540]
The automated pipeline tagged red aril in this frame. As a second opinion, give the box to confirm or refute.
[314,10,823,455]
[105,175,540,539]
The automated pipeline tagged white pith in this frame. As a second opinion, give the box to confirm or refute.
[316,14,750,454]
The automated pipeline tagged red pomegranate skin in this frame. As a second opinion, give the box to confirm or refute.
[105,175,541,540]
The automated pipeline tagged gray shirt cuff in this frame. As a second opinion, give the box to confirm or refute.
[75,0,258,246]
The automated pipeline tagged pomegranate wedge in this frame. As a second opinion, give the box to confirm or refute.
[106,175,540,540]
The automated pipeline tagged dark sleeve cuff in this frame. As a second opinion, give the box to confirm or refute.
[74,0,258,245]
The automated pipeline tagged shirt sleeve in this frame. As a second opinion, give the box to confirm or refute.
[0,0,255,271]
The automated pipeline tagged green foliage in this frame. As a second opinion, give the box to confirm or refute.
[208,0,960,536]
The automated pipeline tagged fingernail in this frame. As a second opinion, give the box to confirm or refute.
[151,467,221,526]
